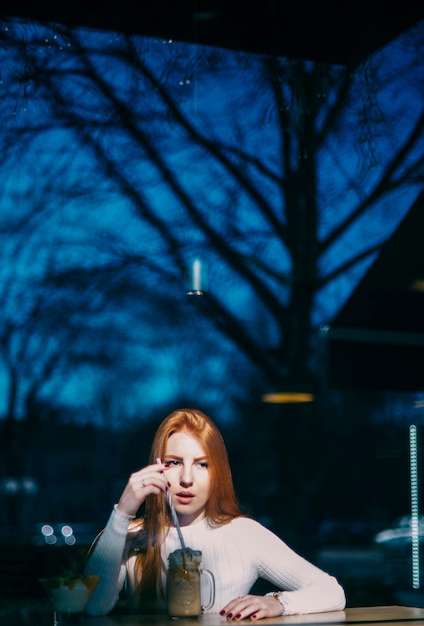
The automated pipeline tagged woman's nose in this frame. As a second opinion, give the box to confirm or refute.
[179,465,193,486]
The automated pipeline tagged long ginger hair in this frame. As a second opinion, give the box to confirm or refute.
[132,408,243,611]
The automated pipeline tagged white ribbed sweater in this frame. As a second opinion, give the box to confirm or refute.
[85,506,345,616]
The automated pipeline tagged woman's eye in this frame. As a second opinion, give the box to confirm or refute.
[164,459,208,468]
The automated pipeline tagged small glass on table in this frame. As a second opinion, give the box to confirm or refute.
[40,575,98,625]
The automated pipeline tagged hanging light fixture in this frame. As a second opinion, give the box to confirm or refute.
[186,257,208,296]
[262,391,314,403]
[262,379,315,403]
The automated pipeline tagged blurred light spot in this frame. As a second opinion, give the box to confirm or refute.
[21,477,39,494]
[61,525,73,537]
[45,534,57,545]
[65,535,76,545]
[41,524,54,537]
[411,279,424,292]
[2,478,19,493]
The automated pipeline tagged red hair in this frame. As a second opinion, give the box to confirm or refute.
[132,408,243,611]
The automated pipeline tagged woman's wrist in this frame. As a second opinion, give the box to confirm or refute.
[265,591,286,615]
[114,503,136,519]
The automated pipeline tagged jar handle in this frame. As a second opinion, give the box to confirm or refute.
[200,568,215,612]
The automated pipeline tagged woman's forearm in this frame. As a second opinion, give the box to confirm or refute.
[84,506,132,616]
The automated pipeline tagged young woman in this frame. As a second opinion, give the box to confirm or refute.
[85,408,345,620]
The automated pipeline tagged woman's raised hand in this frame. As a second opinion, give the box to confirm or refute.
[117,462,169,517]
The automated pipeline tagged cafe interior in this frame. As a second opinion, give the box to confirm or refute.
[1,1,424,624]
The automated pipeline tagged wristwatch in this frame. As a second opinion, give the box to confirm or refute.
[265,591,286,615]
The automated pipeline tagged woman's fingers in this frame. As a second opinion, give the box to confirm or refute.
[220,594,283,621]
[117,464,168,516]
[135,468,166,489]
[133,462,169,489]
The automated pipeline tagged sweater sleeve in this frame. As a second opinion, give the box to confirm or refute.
[246,520,346,615]
[84,506,133,616]
[279,575,345,616]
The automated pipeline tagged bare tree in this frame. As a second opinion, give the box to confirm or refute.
[1,19,421,392]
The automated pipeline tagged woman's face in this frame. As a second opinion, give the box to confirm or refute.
[164,430,210,526]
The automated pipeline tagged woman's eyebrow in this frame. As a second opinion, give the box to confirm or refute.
[164,454,208,461]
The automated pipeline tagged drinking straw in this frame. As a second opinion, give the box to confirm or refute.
[157,458,186,550]
[166,490,186,550]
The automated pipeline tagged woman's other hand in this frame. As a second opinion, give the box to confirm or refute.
[117,462,169,517]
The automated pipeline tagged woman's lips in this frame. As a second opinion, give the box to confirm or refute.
[175,492,194,504]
